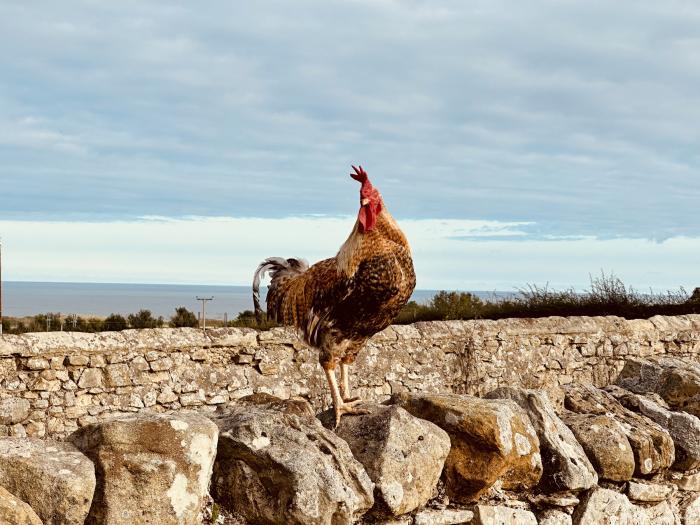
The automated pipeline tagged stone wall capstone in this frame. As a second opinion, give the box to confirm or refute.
[0,314,699,438]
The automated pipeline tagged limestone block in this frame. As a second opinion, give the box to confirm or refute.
[212,394,374,525]
[560,412,635,481]
[0,437,95,525]
[71,411,218,525]
[104,364,132,387]
[564,384,674,475]
[487,387,597,491]
[0,398,30,424]
[472,505,538,525]
[413,508,474,525]
[606,384,700,471]
[572,487,637,525]
[391,392,542,503]
[77,368,103,389]
[334,404,450,516]
[626,480,673,502]
[0,485,43,525]
[538,509,572,525]
[616,356,700,417]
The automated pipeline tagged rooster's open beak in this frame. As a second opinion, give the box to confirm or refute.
[361,198,370,206]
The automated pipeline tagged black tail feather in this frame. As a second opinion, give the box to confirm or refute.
[252,257,309,324]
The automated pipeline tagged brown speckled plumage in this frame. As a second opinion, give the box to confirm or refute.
[253,195,416,370]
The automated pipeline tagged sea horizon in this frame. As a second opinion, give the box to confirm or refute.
[1,280,512,320]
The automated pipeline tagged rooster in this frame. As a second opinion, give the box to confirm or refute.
[253,166,416,425]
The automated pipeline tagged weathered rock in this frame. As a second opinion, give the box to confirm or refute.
[671,470,700,491]
[641,501,676,525]
[0,437,95,525]
[413,508,474,525]
[212,394,374,525]
[605,385,700,471]
[487,387,597,491]
[559,412,635,482]
[334,404,450,516]
[538,509,572,525]
[528,492,579,509]
[0,485,43,525]
[71,411,218,525]
[616,356,700,418]
[626,480,673,502]
[572,487,637,525]
[472,505,538,525]
[391,392,542,503]
[0,398,30,424]
[681,493,700,525]
[564,384,674,475]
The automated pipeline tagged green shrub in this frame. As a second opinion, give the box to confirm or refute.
[170,307,198,328]
[127,310,163,329]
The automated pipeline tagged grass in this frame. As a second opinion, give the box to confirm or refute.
[394,272,700,324]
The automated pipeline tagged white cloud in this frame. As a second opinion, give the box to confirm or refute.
[0,1,699,240]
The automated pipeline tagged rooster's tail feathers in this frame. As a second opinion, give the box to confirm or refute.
[252,257,309,322]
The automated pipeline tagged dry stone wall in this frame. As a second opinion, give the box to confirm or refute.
[0,314,699,438]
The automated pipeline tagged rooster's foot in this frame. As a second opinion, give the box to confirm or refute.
[342,396,361,403]
[334,399,369,428]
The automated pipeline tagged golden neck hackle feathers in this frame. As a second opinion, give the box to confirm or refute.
[336,204,410,277]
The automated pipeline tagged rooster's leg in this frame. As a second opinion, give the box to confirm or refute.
[340,363,360,403]
[324,366,369,427]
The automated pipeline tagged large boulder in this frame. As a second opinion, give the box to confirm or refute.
[390,392,542,503]
[487,387,597,491]
[71,411,218,525]
[616,356,700,417]
[605,385,700,471]
[212,394,374,525]
[334,404,450,516]
[0,486,43,525]
[559,412,635,482]
[0,437,95,525]
[563,384,674,475]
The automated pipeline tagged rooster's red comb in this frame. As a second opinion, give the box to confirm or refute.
[350,165,368,184]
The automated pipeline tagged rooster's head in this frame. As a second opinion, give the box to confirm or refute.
[350,165,383,233]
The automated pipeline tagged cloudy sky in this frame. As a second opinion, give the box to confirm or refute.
[1,1,699,290]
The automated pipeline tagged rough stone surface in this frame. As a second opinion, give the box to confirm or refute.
[391,392,542,503]
[572,487,638,525]
[70,411,218,525]
[626,480,673,502]
[560,412,635,482]
[472,505,538,525]
[606,384,700,471]
[412,508,474,525]
[0,398,30,425]
[487,387,597,491]
[681,494,700,525]
[642,501,676,525]
[334,403,450,516]
[564,384,675,475]
[671,470,700,491]
[538,509,572,525]
[0,437,95,525]
[212,394,374,525]
[616,356,700,418]
[0,485,43,525]
[0,316,698,438]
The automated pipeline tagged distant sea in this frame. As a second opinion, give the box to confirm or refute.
[2,281,511,320]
